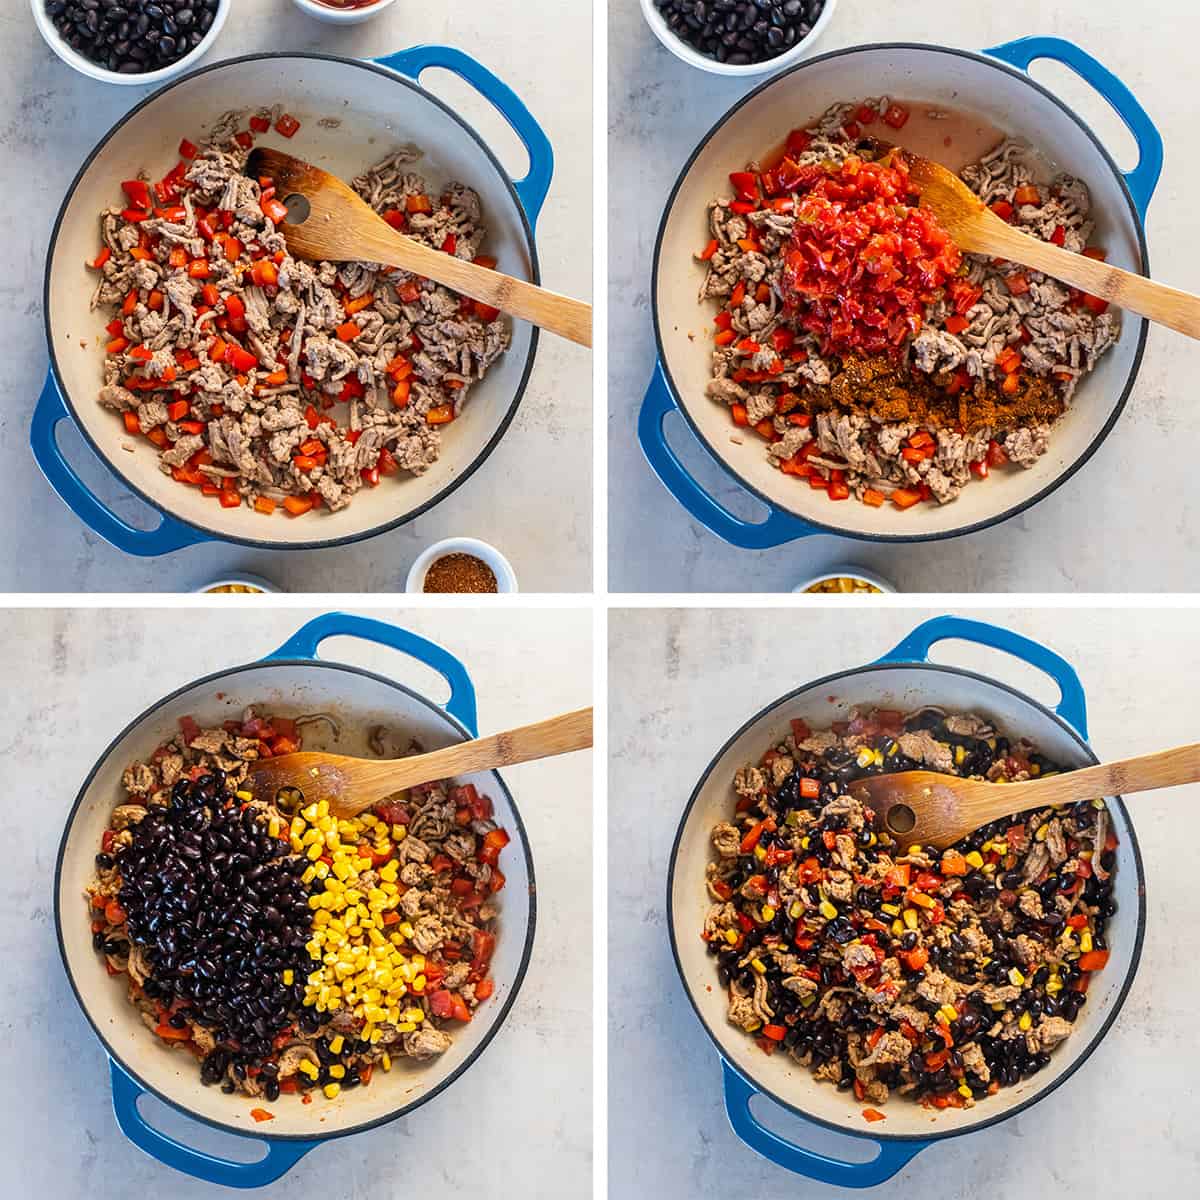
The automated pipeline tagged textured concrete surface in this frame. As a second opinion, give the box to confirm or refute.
[609,3,1200,591]
[1,0,591,592]
[4,607,591,1198]
[609,607,1199,1196]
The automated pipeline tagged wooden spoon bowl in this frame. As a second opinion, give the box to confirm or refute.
[246,706,592,820]
[906,152,1200,340]
[851,742,1200,849]
[246,147,592,347]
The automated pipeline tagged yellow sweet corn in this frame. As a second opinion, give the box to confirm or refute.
[964,850,984,869]
[819,899,838,920]
[750,958,767,974]
[323,1083,341,1100]
[1019,1011,1033,1031]
[1009,967,1026,986]
[903,908,918,930]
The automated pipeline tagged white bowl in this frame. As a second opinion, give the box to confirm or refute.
[291,0,398,24]
[31,0,231,86]
[793,565,896,594]
[639,0,838,77]
[406,537,519,593]
[196,574,281,594]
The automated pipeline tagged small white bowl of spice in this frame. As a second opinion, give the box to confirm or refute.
[406,538,518,594]
[794,567,895,595]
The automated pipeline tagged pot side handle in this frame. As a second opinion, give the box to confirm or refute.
[722,1062,928,1187]
[375,45,554,228]
[109,1061,318,1188]
[984,36,1163,219]
[30,371,206,557]
[878,615,1088,737]
[638,361,818,549]
[266,612,478,735]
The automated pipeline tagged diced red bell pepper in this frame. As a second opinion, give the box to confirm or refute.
[275,113,301,138]
[121,179,152,210]
[479,828,510,866]
[882,103,910,129]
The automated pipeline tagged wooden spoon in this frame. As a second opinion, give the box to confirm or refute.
[246,706,592,819]
[850,742,1200,850]
[246,147,592,348]
[906,153,1200,340]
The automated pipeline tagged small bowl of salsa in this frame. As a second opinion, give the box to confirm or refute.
[291,0,398,24]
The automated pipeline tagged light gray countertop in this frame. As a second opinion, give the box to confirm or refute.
[0,0,591,593]
[608,2,1200,592]
[608,606,1199,1196]
[3,606,591,1198]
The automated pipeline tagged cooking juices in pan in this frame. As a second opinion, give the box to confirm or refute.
[703,706,1117,1118]
[87,710,510,1117]
[699,95,1116,512]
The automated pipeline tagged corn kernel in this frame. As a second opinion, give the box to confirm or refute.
[788,901,802,920]
[958,1084,973,1099]
[1036,822,1050,842]
[754,844,767,862]
[282,969,294,986]
[382,1052,392,1072]
[298,1060,319,1080]
[939,1004,959,1023]
[819,900,838,920]
[750,958,767,974]
[323,1083,341,1100]
[954,745,966,766]
[880,903,900,916]
[1019,1011,1033,1031]
[723,928,739,945]
[1009,967,1025,986]
[236,790,252,801]
[856,747,875,768]
[1080,930,1094,954]
[329,1065,345,1079]
[965,851,984,869]
[903,909,918,930]
[761,905,776,922]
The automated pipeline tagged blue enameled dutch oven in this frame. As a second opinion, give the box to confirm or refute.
[640,38,1162,546]
[34,47,552,557]
[668,616,1145,1186]
[55,613,536,1187]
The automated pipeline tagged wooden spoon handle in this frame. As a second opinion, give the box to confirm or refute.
[346,707,594,811]
[967,217,1200,340]
[341,220,592,348]
[972,742,1200,825]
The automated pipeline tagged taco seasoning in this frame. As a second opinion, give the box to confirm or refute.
[423,552,498,593]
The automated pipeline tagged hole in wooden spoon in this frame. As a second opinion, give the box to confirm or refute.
[283,193,311,224]
[886,804,916,835]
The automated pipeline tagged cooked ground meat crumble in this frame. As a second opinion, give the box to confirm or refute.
[87,708,509,1107]
[89,107,510,517]
[699,98,1120,509]
[703,706,1117,1112]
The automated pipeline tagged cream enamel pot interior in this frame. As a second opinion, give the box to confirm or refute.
[34,48,552,557]
[55,614,536,1188]
[667,617,1145,1187]
[640,38,1163,547]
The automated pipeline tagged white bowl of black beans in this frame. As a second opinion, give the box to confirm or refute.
[641,0,837,75]
[33,0,229,85]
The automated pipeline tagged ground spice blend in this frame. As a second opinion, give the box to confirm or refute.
[422,553,499,593]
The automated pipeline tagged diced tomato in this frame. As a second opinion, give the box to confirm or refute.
[1081,294,1110,315]
[274,113,301,138]
[1005,272,1030,296]
[882,103,910,129]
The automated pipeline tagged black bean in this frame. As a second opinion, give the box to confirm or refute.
[46,0,214,73]
[653,0,826,64]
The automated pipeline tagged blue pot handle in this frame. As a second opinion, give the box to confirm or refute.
[375,45,553,228]
[30,371,206,558]
[638,362,818,549]
[723,1062,927,1187]
[985,37,1163,220]
[110,1061,317,1188]
[267,612,478,735]
[877,615,1088,737]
